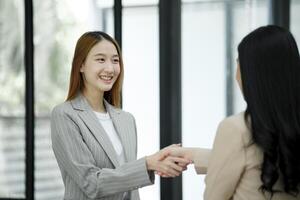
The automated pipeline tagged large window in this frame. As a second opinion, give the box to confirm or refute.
[122,2,160,200]
[182,2,226,199]
[181,0,268,199]
[0,0,25,198]
[0,0,297,199]
[291,0,300,46]
[232,0,269,113]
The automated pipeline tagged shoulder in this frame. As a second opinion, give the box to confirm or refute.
[118,108,136,122]
[215,112,250,146]
[106,103,136,122]
[51,101,74,118]
[219,112,248,132]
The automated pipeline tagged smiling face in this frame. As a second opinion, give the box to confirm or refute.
[80,39,120,94]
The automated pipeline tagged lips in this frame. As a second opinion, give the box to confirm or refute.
[98,74,115,85]
[99,75,113,81]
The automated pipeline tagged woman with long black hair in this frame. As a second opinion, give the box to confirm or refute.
[169,25,300,199]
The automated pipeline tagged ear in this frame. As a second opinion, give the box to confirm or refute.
[80,63,84,72]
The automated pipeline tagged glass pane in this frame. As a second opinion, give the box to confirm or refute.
[122,5,160,200]
[182,2,226,199]
[182,0,224,2]
[0,0,25,198]
[33,0,113,199]
[123,0,158,6]
[232,0,269,113]
[291,0,300,47]
[181,1,268,200]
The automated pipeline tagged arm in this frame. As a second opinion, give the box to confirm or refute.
[51,107,153,199]
[204,118,246,200]
[131,113,190,178]
[51,107,188,198]
[168,147,211,174]
[193,148,211,174]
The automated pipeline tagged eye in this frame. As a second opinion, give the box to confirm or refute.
[112,58,120,63]
[96,58,105,63]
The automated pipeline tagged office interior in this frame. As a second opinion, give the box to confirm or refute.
[0,0,299,200]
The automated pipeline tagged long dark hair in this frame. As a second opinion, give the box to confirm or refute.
[238,25,300,196]
[66,31,124,107]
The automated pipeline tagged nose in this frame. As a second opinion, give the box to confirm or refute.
[104,61,114,72]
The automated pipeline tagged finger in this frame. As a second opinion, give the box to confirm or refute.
[162,157,185,171]
[167,157,191,169]
[168,144,179,148]
[156,171,163,176]
[159,165,181,177]
[169,162,184,173]
[168,148,186,158]
[166,168,180,177]
[159,172,170,177]
[178,162,189,168]
[155,171,165,176]
[169,156,191,165]
[169,161,187,172]
[157,151,169,161]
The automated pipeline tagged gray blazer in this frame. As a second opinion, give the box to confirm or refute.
[51,94,154,200]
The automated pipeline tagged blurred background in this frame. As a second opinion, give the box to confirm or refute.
[0,0,299,200]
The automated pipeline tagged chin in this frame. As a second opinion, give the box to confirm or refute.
[99,86,113,92]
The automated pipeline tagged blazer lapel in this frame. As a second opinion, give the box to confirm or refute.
[71,94,120,167]
[104,101,135,162]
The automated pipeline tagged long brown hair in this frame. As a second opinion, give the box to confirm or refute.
[66,31,124,108]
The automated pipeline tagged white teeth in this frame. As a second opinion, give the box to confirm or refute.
[99,75,113,80]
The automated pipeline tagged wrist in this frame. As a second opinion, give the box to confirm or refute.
[185,148,196,161]
[145,155,155,171]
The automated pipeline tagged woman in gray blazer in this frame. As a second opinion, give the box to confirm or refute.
[168,25,300,200]
[51,31,190,200]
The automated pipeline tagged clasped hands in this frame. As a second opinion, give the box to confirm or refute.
[145,144,193,178]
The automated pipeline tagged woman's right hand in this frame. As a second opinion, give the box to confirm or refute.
[168,147,196,161]
[145,145,192,177]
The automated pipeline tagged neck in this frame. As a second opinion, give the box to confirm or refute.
[82,87,106,113]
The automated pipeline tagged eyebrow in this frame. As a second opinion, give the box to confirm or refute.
[93,53,119,57]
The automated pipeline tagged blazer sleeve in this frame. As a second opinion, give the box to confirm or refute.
[203,118,246,200]
[50,106,154,199]
[193,148,211,174]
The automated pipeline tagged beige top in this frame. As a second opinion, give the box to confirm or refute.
[193,112,300,200]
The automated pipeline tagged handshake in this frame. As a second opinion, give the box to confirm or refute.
[145,144,194,178]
